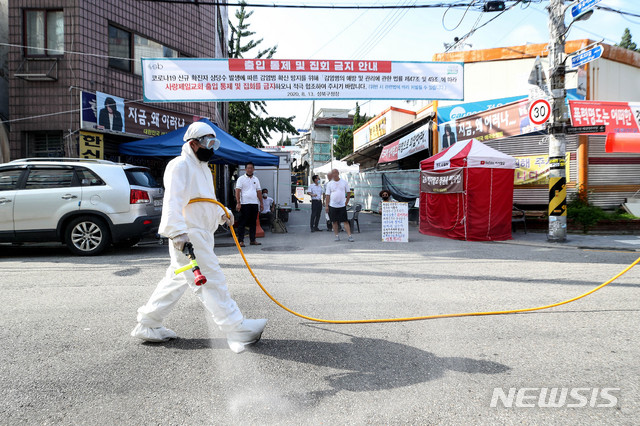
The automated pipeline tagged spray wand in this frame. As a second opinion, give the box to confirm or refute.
[174,242,207,286]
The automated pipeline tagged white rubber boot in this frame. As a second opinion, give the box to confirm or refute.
[226,319,267,353]
[131,324,177,342]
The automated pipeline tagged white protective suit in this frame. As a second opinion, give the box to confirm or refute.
[132,141,266,353]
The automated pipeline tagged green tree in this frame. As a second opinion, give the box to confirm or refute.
[228,2,297,147]
[334,103,369,161]
[617,28,639,52]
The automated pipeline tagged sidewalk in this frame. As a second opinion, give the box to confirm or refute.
[232,206,640,253]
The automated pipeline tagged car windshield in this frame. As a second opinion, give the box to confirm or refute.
[126,169,160,188]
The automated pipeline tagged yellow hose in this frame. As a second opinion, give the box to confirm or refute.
[189,198,640,324]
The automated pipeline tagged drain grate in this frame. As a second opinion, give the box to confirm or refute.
[261,246,303,252]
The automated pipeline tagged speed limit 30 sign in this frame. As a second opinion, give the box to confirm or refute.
[529,98,551,125]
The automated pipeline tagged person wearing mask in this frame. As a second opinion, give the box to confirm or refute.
[235,162,263,248]
[325,169,354,242]
[131,121,267,353]
[307,174,323,232]
[378,189,396,214]
[260,188,275,227]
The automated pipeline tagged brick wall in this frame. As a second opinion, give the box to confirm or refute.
[8,0,227,159]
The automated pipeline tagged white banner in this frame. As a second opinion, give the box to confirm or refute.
[142,58,464,102]
[397,122,431,160]
[381,202,409,243]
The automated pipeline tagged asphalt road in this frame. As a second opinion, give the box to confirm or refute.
[1,210,639,425]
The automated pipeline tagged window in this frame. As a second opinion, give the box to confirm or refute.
[108,25,178,75]
[27,132,64,157]
[77,168,105,186]
[108,25,131,72]
[133,35,178,75]
[126,169,160,188]
[24,10,64,56]
[24,169,75,190]
[0,169,23,191]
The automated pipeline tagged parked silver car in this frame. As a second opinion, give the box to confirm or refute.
[0,158,163,255]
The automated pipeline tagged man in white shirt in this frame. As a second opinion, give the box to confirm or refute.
[307,174,323,232]
[260,188,275,226]
[324,169,354,242]
[235,162,263,247]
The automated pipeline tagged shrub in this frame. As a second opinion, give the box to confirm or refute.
[567,186,606,233]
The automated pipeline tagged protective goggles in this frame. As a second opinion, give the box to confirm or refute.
[198,135,220,151]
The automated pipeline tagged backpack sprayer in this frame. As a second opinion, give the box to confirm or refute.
[174,242,207,286]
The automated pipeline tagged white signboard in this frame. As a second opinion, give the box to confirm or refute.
[382,202,409,243]
[142,58,464,102]
[397,122,431,159]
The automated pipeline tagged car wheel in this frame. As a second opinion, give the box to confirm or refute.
[65,216,111,256]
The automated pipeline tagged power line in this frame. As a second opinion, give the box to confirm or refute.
[445,0,522,51]
[147,0,483,9]
[1,99,144,126]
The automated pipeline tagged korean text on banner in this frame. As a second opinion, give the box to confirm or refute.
[568,100,640,134]
[142,58,464,102]
[398,122,431,160]
[439,99,545,151]
[382,202,409,243]
[378,140,399,163]
[79,131,104,159]
[514,153,570,185]
[420,169,464,193]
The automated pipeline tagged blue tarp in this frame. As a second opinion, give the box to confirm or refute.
[119,118,279,166]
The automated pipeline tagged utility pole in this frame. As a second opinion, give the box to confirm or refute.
[547,0,568,242]
[309,100,315,185]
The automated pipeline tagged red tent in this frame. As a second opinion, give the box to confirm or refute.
[419,139,516,241]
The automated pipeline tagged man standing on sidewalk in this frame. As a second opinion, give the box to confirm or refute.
[307,174,323,232]
[235,162,263,247]
[325,169,354,242]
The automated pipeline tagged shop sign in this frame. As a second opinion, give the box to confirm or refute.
[142,58,464,102]
[369,117,387,141]
[79,131,104,159]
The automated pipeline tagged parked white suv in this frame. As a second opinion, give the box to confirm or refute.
[0,158,163,255]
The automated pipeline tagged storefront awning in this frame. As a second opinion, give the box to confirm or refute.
[606,132,640,153]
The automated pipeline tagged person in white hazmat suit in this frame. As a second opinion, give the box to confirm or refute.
[131,121,267,353]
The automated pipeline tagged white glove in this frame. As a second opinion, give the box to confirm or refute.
[221,208,234,226]
[171,233,189,251]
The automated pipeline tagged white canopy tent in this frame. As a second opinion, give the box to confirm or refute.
[314,160,360,177]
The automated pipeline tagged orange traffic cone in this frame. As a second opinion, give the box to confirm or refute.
[255,215,265,238]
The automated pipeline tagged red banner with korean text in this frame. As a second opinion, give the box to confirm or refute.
[568,101,640,134]
[378,140,399,163]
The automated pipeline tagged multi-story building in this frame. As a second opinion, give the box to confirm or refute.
[5,0,228,162]
[296,108,352,182]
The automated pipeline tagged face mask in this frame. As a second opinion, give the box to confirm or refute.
[196,147,214,162]
[382,196,390,201]
[262,194,268,198]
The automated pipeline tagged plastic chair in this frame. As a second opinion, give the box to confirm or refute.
[350,204,362,233]
[511,206,527,234]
